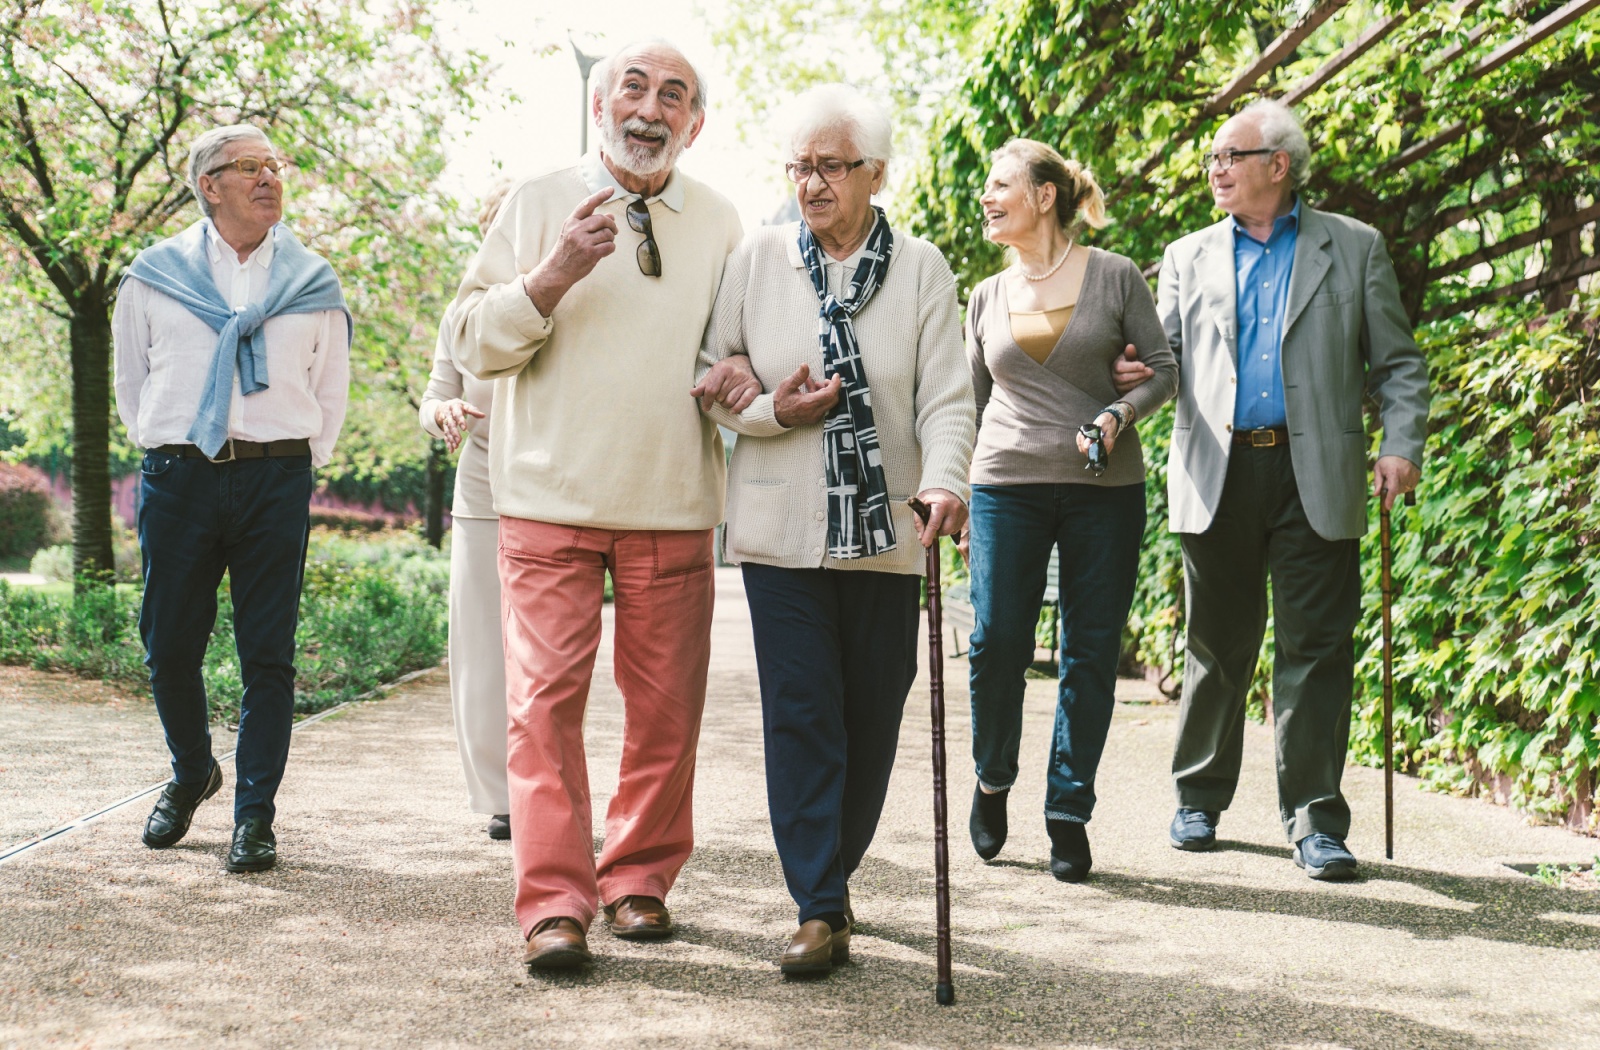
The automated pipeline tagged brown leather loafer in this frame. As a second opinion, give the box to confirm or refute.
[780,919,837,975]
[602,895,674,941]
[523,917,592,971]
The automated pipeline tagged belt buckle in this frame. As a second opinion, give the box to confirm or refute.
[1250,429,1276,448]
[207,438,237,463]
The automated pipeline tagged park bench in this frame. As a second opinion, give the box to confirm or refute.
[943,549,1060,662]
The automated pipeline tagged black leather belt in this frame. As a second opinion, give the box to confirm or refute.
[1232,427,1289,448]
[152,439,312,461]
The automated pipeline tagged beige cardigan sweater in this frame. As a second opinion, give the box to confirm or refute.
[418,308,497,520]
[698,223,975,576]
[451,164,743,529]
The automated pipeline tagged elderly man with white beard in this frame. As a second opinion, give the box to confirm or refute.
[451,40,755,971]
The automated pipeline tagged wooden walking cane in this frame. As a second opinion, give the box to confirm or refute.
[1379,487,1416,861]
[908,498,955,1006]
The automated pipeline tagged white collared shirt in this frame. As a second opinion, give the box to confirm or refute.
[113,220,350,467]
[578,151,686,213]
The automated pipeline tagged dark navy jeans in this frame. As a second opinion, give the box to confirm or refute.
[742,564,920,925]
[967,482,1145,823]
[137,449,314,824]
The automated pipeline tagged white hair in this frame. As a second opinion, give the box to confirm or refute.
[784,84,893,169]
[188,125,273,217]
[591,39,707,117]
[1241,99,1311,189]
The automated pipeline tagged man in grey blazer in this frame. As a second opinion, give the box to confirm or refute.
[1116,100,1428,879]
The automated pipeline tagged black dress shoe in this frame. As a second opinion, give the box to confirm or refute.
[969,784,1008,860]
[226,817,277,873]
[142,761,223,848]
[1047,819,1092,882]
[1169,807,1220,851]
[487,814,511,840]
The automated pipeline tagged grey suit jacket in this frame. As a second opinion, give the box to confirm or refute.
[1157,207,1429,540]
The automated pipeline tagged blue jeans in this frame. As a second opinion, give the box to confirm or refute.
[742,564,921,925]
[137,449,314,824]
[967,482,1145,822]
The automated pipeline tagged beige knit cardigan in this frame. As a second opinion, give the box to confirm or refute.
[697,222,976,576]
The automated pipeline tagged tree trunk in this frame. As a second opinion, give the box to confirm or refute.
[1541,188,1583,315]
[68,304,116,588]
[425,438,446,549]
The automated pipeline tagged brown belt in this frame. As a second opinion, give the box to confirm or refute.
[152,439,312,461]
[1232,427,1289,448]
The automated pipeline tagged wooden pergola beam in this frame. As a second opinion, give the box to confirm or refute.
[1422,251,1600,321]
[1431,200,1600,278]
[1135,0,1353,178]
[1280,6,1416,107]
[1470,0,1600,79]
[1201,0,1353,117]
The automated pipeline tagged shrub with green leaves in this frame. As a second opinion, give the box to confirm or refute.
[0,529,447,723]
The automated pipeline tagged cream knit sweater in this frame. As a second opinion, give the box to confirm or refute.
[697,223,975,576]
[451,164,743,530]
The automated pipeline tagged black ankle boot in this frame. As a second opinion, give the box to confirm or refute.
[1047,819,1092,882]
[969,784,1008,860]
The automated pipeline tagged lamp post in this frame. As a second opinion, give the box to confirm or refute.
[571,33,604,155]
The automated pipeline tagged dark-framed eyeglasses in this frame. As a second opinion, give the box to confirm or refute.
[205,156,289,180]
[1201,148,1276,171]
[626,198,661,278]
[784,158,866,184]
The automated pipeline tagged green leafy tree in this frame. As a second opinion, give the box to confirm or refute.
[0,0,483,584]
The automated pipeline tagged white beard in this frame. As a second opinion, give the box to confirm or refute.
[598,103,691,179]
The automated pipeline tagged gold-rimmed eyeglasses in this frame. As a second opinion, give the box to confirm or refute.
[205,157,289,180]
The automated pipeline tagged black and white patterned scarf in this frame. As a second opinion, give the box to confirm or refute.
[798,206,897,560]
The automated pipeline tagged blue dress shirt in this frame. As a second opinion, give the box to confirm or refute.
[1232,199,1300,430]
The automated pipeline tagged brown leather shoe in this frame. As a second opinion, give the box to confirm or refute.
[780,919,837,975]
[523,917,592,971]
[602,895,674,941]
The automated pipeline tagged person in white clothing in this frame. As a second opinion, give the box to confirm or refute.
[418,179,514,841]
[113,124,351,874]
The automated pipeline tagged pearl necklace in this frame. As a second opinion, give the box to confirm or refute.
[1020,239,1075,282]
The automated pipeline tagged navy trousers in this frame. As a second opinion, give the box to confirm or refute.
[137,449,314,824]
[967,482,1145,822]
[742,564,921,925]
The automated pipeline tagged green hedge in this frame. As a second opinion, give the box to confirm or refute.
[1125,295,1600,831]
[0,530,448,722]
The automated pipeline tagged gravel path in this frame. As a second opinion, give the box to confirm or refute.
[3,569,1598,1049]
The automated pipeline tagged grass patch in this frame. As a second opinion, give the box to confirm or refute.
[0,528,447,723]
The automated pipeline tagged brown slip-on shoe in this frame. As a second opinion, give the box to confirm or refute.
[523,917,592,972]
[780,920,835,975]
[602,895,673,941]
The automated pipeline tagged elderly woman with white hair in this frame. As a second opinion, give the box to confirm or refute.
[697,83,974,976]
[418,178,513,841]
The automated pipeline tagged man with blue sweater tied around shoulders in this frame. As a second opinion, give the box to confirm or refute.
[114,124,352,873]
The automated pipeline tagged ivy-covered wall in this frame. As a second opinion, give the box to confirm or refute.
[907,0,1600,831]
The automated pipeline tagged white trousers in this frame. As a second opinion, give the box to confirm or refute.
[448,516,509,814]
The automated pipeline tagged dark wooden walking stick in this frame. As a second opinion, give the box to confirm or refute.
[1379,488,1415,861]
[909,498,954,1006]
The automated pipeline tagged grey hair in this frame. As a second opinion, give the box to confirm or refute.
[591,39,708,117]
[785,84,893,170]
[188,124,273,217]
[1241,99,1311,188]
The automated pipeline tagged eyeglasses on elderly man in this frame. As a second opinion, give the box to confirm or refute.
[205,156,290,179]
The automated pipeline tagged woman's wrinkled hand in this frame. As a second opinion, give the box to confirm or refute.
[911,488,968,549]
[773,363,842,427]
[434,398,486,452]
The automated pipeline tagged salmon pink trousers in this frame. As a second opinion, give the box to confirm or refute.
[498,517,715,937]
